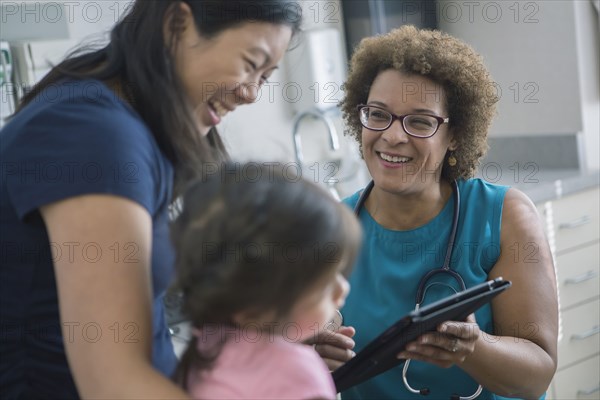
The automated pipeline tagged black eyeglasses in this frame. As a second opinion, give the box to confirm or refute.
[357,105,449,138]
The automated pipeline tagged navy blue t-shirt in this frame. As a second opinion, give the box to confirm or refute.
[0,79,177,399]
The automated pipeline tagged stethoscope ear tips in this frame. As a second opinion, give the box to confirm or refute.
[420,388,430,395]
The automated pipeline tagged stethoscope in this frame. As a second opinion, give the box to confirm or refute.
[353,180,483,400]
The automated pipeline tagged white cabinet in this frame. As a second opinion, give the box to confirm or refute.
[555,243,600,310]
[552,355,600,400]
[537,186,600,399]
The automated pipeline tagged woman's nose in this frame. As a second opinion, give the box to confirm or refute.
[381,119,410,145]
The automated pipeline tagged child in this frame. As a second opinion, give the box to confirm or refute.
[170,162,362,399]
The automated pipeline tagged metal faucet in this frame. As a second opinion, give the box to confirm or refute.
[291,108,340,165]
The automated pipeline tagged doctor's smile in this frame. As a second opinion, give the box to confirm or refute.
[377,152,412,165]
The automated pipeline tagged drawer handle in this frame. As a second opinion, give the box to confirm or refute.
[571,325,600,341]
[565,270,599,285]
[559,215,591,229]
[577,384,599,396]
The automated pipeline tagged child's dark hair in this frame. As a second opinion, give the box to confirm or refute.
[170,162,361,387]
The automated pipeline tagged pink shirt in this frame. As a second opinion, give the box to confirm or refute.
[187,330,336,399]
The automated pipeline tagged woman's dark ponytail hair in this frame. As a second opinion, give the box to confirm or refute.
[16,0,302,194]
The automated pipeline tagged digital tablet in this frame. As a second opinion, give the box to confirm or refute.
[332,277,512,392]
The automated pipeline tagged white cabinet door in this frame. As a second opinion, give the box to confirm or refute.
[556,243,599,310]
[551,355,600,400]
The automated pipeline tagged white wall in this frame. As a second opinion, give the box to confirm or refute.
[438,0,583,137]
[16,0,132,80]
[1,1,133,124]
[221,0,348,163]
[438,0,599,172]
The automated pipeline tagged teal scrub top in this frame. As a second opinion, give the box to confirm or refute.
[340,178,533,400]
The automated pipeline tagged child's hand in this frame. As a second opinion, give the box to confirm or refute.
[306,326,356,371]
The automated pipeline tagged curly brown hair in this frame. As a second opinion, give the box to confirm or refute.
[340,25,498,181]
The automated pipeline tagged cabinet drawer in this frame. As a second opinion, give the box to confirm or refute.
[556,242,600,309]
[552,187,600,253]
[557,300,600,369]
[551,355,600,399]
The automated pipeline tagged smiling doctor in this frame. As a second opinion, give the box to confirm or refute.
[0,1,301,398]
[313,26,559,400]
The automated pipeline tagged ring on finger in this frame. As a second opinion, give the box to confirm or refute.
[450,338,458,353]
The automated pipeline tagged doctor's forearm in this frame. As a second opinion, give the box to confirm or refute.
[460,334,556,399]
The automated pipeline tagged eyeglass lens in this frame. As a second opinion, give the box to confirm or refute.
[359,107,440,137]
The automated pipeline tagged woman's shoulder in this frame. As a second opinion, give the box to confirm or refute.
[458,177,510,192]
[7,79,144,132]
[37,78,123,101]
[19,78,130,114]
[2,78,158,158]
[1,79,172,219]
[457,178,510,204]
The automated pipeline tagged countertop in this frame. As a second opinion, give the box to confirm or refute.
[475,168,600,204]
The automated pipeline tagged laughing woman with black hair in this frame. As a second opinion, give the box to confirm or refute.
[0,1,301,398]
